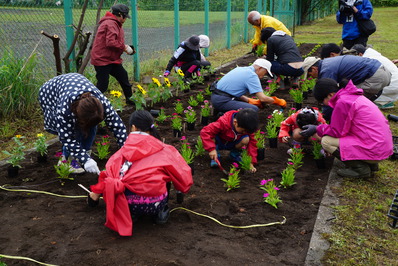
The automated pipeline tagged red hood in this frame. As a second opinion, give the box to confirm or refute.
[98,11,121,26]
[122,134,164,162]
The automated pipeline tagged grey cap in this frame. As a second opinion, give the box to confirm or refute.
[111,4,130,18]
[184,35,200,51]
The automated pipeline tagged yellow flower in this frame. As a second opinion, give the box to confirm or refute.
[37,133,44,137]
[110,90,122,98]
[177,69,185,77]
[15,135,22,138]
[136,84,147,95]
[164,78,171,87]
[152,77,161,87]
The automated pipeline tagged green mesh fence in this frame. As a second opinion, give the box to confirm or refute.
[0,0,334,82]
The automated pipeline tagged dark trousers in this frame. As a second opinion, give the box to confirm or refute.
[94,64,132,100]
[343,35,369,50]
[180,60,202,78]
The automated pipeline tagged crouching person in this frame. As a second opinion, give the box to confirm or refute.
[300,78,393,178]
[88,110,193,236]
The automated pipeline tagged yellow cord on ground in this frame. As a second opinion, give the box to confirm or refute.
[0,185,85,198]
[170,207,286,228]
[0,254,58,266]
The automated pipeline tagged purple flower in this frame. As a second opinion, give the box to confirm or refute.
[180,136,186,141]
[263,193,269,198]
[274,187,280,191]
[260,179,267,186]
[232,162,239,168]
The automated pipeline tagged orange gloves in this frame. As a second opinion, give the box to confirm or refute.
[271,96,287,108]
[248,98,263,108]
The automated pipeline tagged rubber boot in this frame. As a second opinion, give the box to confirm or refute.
[332,148,341,160]
[367,162,379,172]
[337,160,371,178]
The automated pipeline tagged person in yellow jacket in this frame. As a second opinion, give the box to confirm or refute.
[248,10,292,55]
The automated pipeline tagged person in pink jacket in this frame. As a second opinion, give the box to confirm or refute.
[200,108,259,173]
[88,110,193,236]
[301,78,393,178]
[91,4,134,105]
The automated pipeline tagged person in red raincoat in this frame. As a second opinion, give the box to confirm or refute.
[89,110,193,236]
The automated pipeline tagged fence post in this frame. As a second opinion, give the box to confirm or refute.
[63,0,75,69]
[244,0,249,43]
[257,0,262,12]
[264,0,268,14]
[204,0,209,57]
[174,0,180,50]
[131,0,140,81]
[226,0,231,49]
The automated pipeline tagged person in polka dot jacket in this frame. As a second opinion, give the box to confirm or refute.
[38,73,127,174]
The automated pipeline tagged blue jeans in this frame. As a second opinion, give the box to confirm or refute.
[215,135,248,151]
[62,126,97,158]
[270,61,304,77]
[211,94,259,113]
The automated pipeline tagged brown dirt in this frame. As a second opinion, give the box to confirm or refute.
[0,51,332,266]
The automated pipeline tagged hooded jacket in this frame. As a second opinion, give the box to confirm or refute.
[316,80,393,161]
[200,110,258,164]
[91,12,126,66]
[90,133,193,236]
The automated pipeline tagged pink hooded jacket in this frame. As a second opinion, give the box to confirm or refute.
[317,80,393,161]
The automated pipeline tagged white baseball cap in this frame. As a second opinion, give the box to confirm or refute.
[253,59,273,77]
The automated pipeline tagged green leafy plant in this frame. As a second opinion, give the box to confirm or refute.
[130,90,147,110]
[196,90,205,102]
[200,100,212,118]
[188,95,199,107]
[221,162,241,191]
[254,130,266,149]
[171,113,183,131]
[239,149,252,171]
[260,179,281,209]
[264,79,278,96]
[54,158,73,180]
[194,136,206,156]
[266,119,278,138]
[280,166,296,188]
[94,135,111,160]
[108,90,124,112]
[3,135,25,168]
[34,133,48,156]
[287,107,297,117]
[204,85,212,96]
[179,136,195,164]
[288,148,304,169]
[256,44,265,57]
[184,106,197,123]
[289,88,304,103]
[271,109,285,126]
[311,139,324,159]
[155,107,169,123]
[174,99,184,114]
[191,72,204,84]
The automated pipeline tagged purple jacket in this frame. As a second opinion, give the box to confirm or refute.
[317,80,393,161]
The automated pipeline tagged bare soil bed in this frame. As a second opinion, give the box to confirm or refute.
[0,47,332,266]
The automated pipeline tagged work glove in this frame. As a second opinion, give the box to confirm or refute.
[84,158,100,175]
[271,96,287,108]
[125,45,134,55]
[163,70,170,77]
[300,124,318,138]
[248,98,263,108]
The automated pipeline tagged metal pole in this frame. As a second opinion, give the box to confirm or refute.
[174,0,180,50]
[204,0,209,57]
[257,0,262,12]
[63,0,75,68]
[131,0,140,81]
[226,0,231,49]
[244,0,249,43]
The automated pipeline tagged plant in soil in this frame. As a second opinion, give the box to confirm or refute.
[179,136,195,164]
[254,130,266,149]
[221,162,241,191]
[130,90,147,110]
[184,106,197,124]
[33,133,48,157]
[2,135,25,168]
[173,99,184,114]
[196,90,205,102]
[155,107,170,123]
[270,109,285,126]
[288,147,304,169]
[260,179,282,209]
[54,157,73,180]
[187,95,199,107]
[171,113,183,131]
[94,135,111,160]
[108,90,124,112]
[289,88,304,104]
[311,138,324,159]
[264,79,278,96]
[280,165,296,188]
[194,136,206,156]
[200,100,212,118]
[239,149,252,171]
[266,119,278,138]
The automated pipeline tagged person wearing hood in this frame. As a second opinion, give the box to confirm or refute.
[300,78,393,178]
[88,110,193,236]
[91,4,135,105]
[198,34,211,68]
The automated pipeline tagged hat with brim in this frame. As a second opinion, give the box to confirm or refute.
[112,4,131,18]
[184,35,200,51]
[253,58,273,77]
[302,56,321,79]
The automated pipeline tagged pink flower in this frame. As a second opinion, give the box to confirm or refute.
[61,160,68,163]
[204,100,209,104]
[267,115,272,119]
[311,137,317,141]
[180,136,186,141]
[263,193,269,198]
[260,131,265,134]
[201,105,205,108]
[103,135,110,138]
[229,173,234,176]
[288,162,294,165]
[160,107,165,109]
[55,152,63,157]
[267,80,273,83]
[274,187,280,191]
[232,162,239,168]
[260,179,267,186]
[268,178,273,182]
[172,113,177,116]
[176,99,181,101]
[187,106,193,110]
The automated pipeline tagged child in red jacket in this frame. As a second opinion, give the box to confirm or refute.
[278,107,326,153]
[88,110,193,236]
[200,108,259,173]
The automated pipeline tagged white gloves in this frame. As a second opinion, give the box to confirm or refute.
[84,159,100,175]
[125,45,134,55]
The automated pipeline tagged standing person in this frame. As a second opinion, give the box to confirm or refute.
[260,27,303,79]
[163,35,206,82]
[336,0,374,49]
[38,73,127,174]
[210,58,286,113]
[88,110,193,236]
[348,44,398,109]
[91,4,135,105]
[300,78,393,178]
[200,108,259,173]
[247,10,291,55]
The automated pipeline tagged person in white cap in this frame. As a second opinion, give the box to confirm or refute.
[91,4,135,105]
[210,58,286,113]
[198,34,211,68]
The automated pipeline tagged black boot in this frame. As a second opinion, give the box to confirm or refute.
[367,162,379,172]
[155,204,170,225]
[337,160,371,178]
[332,148,341,160]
